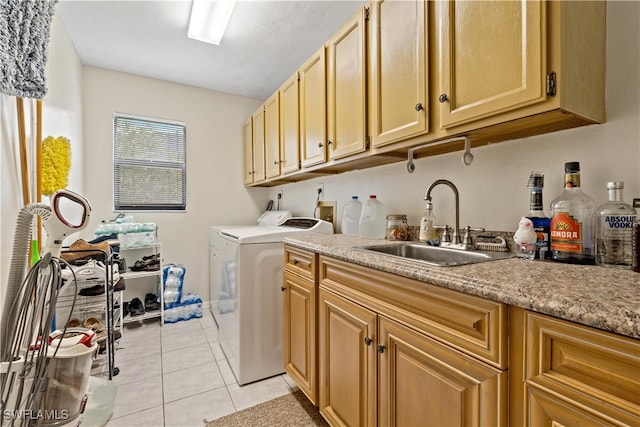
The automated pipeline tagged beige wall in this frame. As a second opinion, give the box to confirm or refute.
[268,1,640,236]
[80,67,266,303]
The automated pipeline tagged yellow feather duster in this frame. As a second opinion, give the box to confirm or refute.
[41,136,71,196]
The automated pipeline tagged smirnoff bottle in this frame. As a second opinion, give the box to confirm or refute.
[550,162,595,264]
[595,182,636,268]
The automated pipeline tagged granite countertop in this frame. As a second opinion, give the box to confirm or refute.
[284,234,640,339]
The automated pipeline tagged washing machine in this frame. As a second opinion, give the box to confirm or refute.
[210,217,333,385]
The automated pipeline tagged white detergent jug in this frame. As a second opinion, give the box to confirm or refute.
[341,196,363,236]
[359,195,386,239]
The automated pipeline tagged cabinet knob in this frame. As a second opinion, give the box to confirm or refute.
[274,161,278,165]
[281,286,286,292]
[364,337,373,346]
[439,94,449,103]
[318,142,323,148]
[415,103,424,111]
[293,259,299,265]
[376,344,385,353]
[327,140,333,146]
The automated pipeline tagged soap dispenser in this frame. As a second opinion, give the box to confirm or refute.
[419,201,437,242]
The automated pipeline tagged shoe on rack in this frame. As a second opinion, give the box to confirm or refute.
[113,277,126,292]
[144,293,160,311]
[129,298,145,316]
[79,284,105,296]
[96,329,122,345]
[130,254,160,272]
[61,239,110,264]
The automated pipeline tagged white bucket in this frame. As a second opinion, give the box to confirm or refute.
[39,328,98,426]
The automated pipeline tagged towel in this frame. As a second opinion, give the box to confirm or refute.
[0,0,58,99]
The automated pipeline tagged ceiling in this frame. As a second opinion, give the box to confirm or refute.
[55,0,365,100]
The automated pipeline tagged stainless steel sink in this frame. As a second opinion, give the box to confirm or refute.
[354,242,514,267]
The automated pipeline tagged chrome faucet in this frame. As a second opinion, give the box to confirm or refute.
[424,179,461,246]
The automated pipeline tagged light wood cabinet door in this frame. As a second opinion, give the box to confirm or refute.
[326,7,368,160]
[511,308,640,426]
[369,0,428,148]
[264,92,281,179]
[279,73,300,175]
[299,47,327,168]
[437,0,546,129]
[378,315,507,427]
[242,117,254,185]
[283,271,317,404]
[319,288,377,427]
[251,106,266,183]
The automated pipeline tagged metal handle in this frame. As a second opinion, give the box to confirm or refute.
[364,337,373,346]
[439,94,449,103]
[377,344,385,353]
[274,161,278,165]
[318,142,323,148]
[293,259,299,265]
[327,140,333,146]
[281,286,286,292]
[415,103,424,111]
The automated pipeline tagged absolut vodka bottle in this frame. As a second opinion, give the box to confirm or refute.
[550,162,595,264]
[526,172,550,259]
[595,182,636,268]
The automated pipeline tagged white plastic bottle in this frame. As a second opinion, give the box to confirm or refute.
[359,195,386,239]
[341,196,363,236]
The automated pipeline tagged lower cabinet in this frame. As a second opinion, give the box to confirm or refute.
[509,306,640,426]
[317,255,507,427]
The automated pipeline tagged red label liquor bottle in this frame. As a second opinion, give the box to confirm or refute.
[550,162,595,264]
[526,172,550,259]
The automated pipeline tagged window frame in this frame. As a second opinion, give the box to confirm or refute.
[113,113,187,212]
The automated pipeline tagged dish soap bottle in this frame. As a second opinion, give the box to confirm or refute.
[526,172,550,259]
[341,196,363,236]
[419,201,437,242]
[359,195,386,239]
[595,182,636,268]
[550,162,595,264]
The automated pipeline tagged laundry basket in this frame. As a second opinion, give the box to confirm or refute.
[39,328,97,426]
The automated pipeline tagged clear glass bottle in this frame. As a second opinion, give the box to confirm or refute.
[550,162,595,264]
[419,201,437,242]
[595,182,636,268]
[526,172,550,259]
[386,214,408,241]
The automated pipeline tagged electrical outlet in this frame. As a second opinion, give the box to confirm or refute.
[317,183,324,198]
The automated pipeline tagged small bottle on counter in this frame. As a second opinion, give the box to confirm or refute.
[633,198,640,273]
[419,201,437,242]
[386,214,408,241]
[550,162,596,264]
[526,172,550,259]
[595,182,636,269]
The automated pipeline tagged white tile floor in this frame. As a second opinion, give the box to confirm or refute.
[97,310,298,426]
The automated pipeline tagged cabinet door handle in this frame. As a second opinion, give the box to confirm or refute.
[280,286,286,292]
[327,140,333,146]
[439,93,449,103]
[274,161,278,165]
[377,344,385,353]
[364,337,373,346]
[415,103,424,111]
[293,259,299,265]
[318,142,323,148]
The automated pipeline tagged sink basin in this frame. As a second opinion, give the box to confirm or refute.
[354,242,514,267]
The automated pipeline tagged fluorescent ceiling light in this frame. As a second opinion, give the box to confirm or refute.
[188,0,237,45]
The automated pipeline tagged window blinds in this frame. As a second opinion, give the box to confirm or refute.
[113,114,186,211]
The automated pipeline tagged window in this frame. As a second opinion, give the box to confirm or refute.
[113,113,186,211]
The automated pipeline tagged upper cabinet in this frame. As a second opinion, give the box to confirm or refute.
[251,106,266,183]
[433,0,605,140]
[279,73,301,175]
[299,48,328,168]
[242,117,254,185]
[437,0,545,128]
[369,0,429,148]
[243,0,605,187]
[264,92,281,179]
[326,7,368,160]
